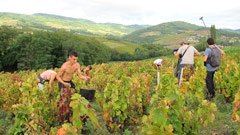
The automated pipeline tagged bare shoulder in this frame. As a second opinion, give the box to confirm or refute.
[61,62,68,68]
[74,63,81,68]
[59,62,68,72]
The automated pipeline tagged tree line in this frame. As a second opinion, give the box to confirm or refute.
[0,26,171,72]
[0,26,112,71]
[111,44,171,61]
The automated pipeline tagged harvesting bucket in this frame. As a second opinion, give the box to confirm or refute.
[80,88,96,100]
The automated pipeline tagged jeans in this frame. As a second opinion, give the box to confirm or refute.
[206,71,215,97]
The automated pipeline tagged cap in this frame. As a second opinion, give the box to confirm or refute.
[180,41,187,45]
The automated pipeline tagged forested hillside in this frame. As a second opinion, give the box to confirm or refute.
[123,21,240,47]
[0,26,112,71]
[0,12,150,37]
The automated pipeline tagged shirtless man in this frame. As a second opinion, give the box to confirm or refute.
[56,51,90,92]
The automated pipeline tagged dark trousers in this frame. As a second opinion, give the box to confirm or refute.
[206,71,215,97]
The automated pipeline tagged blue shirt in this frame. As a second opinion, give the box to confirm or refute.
[204,46,221,71]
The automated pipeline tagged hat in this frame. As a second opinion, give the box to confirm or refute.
[180,41,187,45]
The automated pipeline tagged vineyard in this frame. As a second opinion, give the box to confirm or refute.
[0,46,240,134]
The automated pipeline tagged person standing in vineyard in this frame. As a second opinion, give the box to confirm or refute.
[56,51,90,93]
[174,42,200,81]
[203,38,225,100]
[37,70,57,94]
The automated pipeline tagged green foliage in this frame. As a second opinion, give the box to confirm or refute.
[0,110,14,135]
[142,44,172,57]
[134,48,149,60]
[1,46,240,134]
[194,39,208,52]
[215,56,240,102]
[1,26,173,71]
[0,26,113,71]
[70,93,99,130]
[0,26,19,71]
[15,33,54,70]
[110,43,171,61]
[210,25,217,42]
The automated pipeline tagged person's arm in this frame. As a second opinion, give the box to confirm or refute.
[203,56,208,62]
[215,45,225,55]
[49,74,56,94]
[154,63,160,70]
[221,49,225,55]
[203,48,210,66]
[203,55,208,66]
[86,70,91,77]
[76,63,90,81]
[56,65,70,88]
[195,51,200,56]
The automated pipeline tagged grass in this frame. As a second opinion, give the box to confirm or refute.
[97,38,142,54]
[0,110,14,135]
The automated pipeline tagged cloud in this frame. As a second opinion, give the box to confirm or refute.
[0,0,239,29]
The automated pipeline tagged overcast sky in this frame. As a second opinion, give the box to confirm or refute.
[1,0,240,29]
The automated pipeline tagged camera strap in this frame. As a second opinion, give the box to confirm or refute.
[181,45,190,58]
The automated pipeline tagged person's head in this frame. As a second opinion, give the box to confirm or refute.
[85,66,92,72]
[180,41,188,46]
[68,51,78,64]
[207,38,215,45]
[88,66,92,70]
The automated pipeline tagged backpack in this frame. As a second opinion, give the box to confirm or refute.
[209,47,221,67]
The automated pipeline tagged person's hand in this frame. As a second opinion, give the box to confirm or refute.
[85,76,91,82]
[64,83,71,88]
[50,90,54,96]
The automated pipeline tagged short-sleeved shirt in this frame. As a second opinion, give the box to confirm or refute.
[40,70,56,80]
[204,46,222,71]
[177,45,198,65]
[154,59,163,66]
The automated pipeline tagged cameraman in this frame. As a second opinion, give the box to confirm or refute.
[173,42,200,81]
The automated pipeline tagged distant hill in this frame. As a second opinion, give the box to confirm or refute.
[1,12,239,48]
[123,21,240,48]
[93,37,143,54]
[221,28,240,33]
[0,12,150,37]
